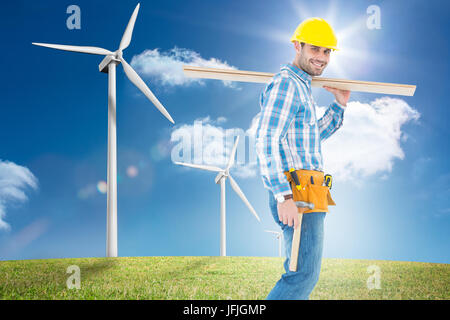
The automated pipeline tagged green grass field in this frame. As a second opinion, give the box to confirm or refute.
[0,257,448,300]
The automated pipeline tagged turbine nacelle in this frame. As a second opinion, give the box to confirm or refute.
[99,55,121,73]
[265,230,282,239]
[214,170,229,184]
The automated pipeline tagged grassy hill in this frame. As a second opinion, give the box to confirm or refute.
[0,257,448,300]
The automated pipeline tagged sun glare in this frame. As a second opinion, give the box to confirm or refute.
[266,0,373,80]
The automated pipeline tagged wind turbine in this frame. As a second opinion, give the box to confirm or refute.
[32,3,175,257]
[264,230,283,257]
[175,136,260,256]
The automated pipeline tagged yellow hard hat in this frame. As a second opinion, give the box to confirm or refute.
[290,17,338,51]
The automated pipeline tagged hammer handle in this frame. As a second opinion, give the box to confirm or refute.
[289,213,303,272]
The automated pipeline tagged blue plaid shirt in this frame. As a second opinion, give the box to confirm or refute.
[255,63,346,198]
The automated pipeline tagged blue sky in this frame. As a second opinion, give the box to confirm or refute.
[0,0,449,263]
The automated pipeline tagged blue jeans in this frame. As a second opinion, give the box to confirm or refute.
[266,190,326,300]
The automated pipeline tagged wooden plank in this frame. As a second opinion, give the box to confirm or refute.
[183,65,416,96]
[183,65,273,84]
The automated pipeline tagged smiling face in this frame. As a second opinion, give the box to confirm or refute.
[293,42,331,76]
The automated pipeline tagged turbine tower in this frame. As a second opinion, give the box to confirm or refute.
[32,3,174,257]
[175,136,261,256]
[265,230,283,257]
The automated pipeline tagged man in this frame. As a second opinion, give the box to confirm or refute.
[255,17,350,300]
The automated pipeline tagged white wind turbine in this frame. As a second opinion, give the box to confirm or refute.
[32,3,175,257]
[175,136,261,256]
[265,230,283,257]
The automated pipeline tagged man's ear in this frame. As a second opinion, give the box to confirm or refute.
[294,41,302,54]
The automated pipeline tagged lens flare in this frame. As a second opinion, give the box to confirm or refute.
[126,165,138,178]
[97,180,107,194]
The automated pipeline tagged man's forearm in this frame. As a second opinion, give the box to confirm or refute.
[318,101,345,140]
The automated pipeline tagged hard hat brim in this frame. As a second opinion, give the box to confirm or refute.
[291,38,339,51]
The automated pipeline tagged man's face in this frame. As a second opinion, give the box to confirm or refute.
[294,42,331,76]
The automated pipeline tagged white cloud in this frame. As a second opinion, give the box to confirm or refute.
[130,47,237,88]
[321,97,420,181]
[0,160,38,231]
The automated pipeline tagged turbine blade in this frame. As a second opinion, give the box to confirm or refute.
[226,136,240,170]
[120,57,175,124]
[32,43,112,55]
[175,162,222,172]
[228,175,261,222]
[119,3,140,51]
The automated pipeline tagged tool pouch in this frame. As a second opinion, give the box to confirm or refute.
[284,169,336,213]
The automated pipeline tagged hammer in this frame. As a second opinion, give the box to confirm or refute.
[289,201,314,272]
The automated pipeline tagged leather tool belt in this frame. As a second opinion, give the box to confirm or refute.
[284,169,336,213]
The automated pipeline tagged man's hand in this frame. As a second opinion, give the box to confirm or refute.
[277,199,307,229]
[323,86,351,106]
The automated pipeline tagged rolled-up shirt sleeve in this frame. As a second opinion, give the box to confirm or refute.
[318,100,345,141]
[255,75,301,198]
